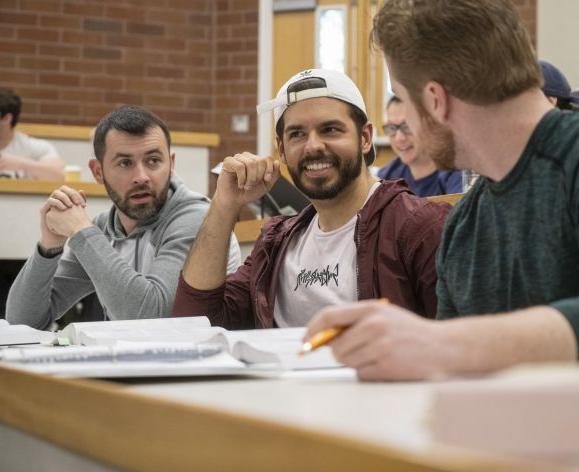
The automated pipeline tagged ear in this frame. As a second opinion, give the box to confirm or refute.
[0,113,12,126]
[169,152,176,173]
[422,81,450,124]
[89,159,103,184]
[276,135,287,164]
[360,122,373,157]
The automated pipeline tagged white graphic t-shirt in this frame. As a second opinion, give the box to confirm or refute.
[0,131,59,178]
[273,182,379,327]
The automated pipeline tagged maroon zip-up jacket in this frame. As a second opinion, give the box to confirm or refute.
[172,180,451,328]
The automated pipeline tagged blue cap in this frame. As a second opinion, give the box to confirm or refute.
[540,60,579,104]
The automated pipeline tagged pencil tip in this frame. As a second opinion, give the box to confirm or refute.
[299,343,312,356]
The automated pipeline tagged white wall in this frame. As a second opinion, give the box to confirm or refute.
[538,0,579,89]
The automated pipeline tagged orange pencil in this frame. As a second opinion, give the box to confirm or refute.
[300,327,344,355]
[300,298,389,355]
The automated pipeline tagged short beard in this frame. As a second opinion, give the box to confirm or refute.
[104,176,171,224]
[417,108,456,172]
[288,146,364,200]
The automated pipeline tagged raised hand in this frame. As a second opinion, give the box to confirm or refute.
[214,153,281,211]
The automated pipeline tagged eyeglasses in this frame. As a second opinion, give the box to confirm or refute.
[382,122,412,137]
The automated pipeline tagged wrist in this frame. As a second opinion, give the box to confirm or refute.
[211,192,243,220]
[69,221,94,238]
[37,243,64,258]
[429,320,471,378]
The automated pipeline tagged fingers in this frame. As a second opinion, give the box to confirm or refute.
[330,313,390,366]
[305,300,385,340]
[222,153,278,190]
[46,186,86,210]
[266,160,281,189]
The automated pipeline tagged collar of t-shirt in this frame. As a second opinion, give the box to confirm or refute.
[272,181,380,328]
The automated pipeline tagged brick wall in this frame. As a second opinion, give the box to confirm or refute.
[0,0,259,193]
[0,0,535,193]
[210,0,259,193]
[215,0,258,166]
[513,0,538,46]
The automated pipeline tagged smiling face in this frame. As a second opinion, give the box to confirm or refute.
[385,100,417,166]
[277,97,372,201]
[390,76,457,171]
[89,126,175,232]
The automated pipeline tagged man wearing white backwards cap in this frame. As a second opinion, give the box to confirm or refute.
[173,69,450,328]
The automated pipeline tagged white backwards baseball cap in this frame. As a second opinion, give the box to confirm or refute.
[257,68,375,166]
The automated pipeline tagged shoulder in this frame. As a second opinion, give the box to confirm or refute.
[92,209,111,229]
[437,181,482,256]
[377,157,404,179]
[364,181,450,238]
[438,169,463,193]
[164,179,211,218]
[368,180,449,218]
[260,205,315,238]
[534,110,579,166]
[11,132,57,155]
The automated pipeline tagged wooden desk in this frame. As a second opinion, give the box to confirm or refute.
[0,180,111,259]
[0,365,563,472]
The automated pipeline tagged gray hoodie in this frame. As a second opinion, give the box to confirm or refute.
[6,176,241,329]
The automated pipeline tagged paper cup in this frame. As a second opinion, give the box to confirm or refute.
[64,165,82,182]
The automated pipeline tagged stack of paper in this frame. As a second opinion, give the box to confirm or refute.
[1,317,341,378]
[0,319,55,346]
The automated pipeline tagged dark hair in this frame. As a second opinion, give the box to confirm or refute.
[0,88,22,128]
[93,105,171,162]
[275,77,370,164]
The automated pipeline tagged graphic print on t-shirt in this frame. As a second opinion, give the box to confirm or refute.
[294,263,339,290]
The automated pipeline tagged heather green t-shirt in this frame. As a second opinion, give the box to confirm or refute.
[436,109,579,343]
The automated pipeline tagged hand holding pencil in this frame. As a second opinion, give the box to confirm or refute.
[300,298,389,355]
[303,298,441,381]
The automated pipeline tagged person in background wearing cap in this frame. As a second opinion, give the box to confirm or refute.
[172,69,450,328]
[306,0,579,381]
[539,60,579,110]
[0,88,65,180]
[377,95,463,197]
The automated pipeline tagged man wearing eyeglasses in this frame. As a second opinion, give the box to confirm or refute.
[378,96,462,197]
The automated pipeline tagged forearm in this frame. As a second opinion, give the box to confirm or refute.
[69,225,195,320]
[438,307,578,375]
[24,158,65,180]
[182,198,240,290]
[6,250,63,329]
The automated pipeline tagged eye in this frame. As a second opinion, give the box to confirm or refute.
[323,125,340,134]
[287,130,304,140]
[146,156,162,167]
[118,159,132,168]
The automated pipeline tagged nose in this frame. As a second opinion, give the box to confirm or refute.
[303,131,325,156]
[132,162,151,185]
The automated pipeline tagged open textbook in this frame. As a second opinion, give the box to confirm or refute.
[0,317,340,378]
[57,316,215,346]
[0,319,55,346]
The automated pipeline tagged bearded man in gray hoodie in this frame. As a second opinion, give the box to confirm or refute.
[7,105,241,329]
